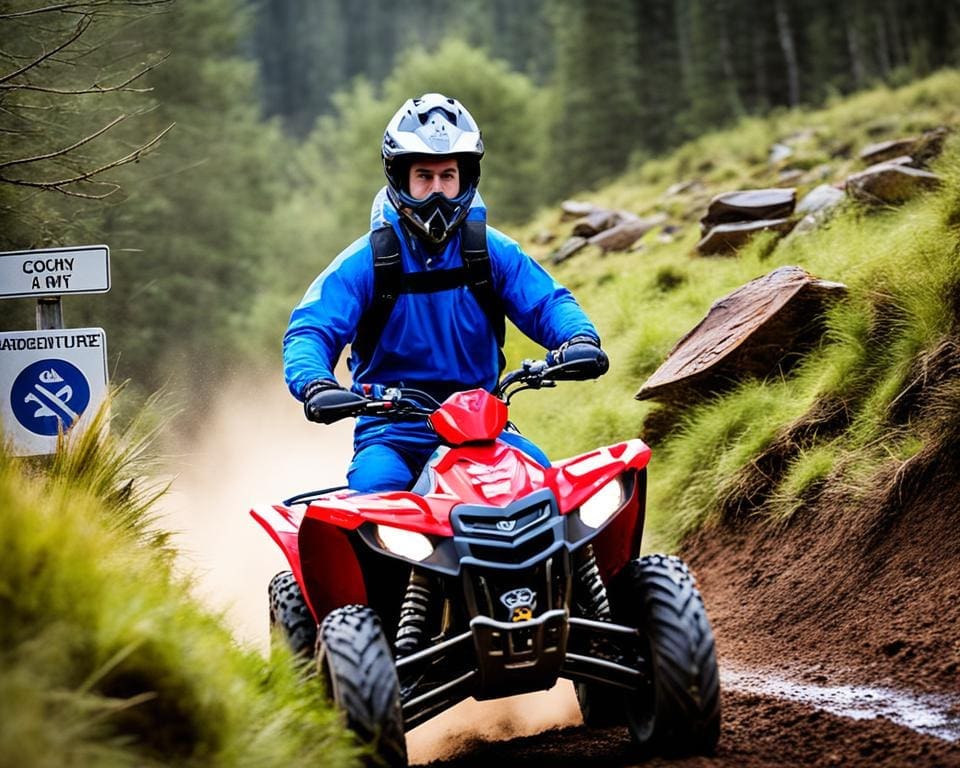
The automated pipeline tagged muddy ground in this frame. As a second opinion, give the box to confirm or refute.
[421,451,960,767]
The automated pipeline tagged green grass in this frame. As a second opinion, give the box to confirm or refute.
[0,398,359,768]
[506,70,960,550]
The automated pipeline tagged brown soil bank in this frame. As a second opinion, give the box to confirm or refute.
[684,442,960,700]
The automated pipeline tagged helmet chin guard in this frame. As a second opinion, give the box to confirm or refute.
[386,185,474,249]
[382,94,483,248]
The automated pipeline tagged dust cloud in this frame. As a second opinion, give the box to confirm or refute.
[159,374,354,649]
[158,373,582,764]
[406,683,582,764]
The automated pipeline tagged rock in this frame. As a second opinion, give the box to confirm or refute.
[881,154,915,167]
[635,266,847,404]
[845,163,941,205]
[550,236,589,264]
[658,224,680,244]
[530,229,555,246]
[589,213,668,252]
[776,169,804,186]
[769,143,794,164]
[859,137,918,164]
[829,140,854,159]
[802,163,835,185]
[571,209,621,238]
[696,218,795,255]
[560,200,601,221]
[701,187,796,233]
[858,127,950,167]
[796,184,846,216]
[664,179,699,197]
[785,185,847,240]
[912,126,950,165]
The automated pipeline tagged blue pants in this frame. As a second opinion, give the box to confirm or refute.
[347,419,549,493]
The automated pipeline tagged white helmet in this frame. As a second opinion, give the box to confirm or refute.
[382,93,483,248]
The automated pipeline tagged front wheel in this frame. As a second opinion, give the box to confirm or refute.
[317,605,407,767]
[612,554,720,756]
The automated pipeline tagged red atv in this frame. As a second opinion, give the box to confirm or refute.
[252,357,720,766]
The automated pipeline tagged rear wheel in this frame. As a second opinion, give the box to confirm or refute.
[318,605,407,768]
[268,570,316,658]
[612,554,720,756]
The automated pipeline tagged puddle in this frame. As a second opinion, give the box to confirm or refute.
[722,664,960,742]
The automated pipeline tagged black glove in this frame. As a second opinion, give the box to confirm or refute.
[549,336,609,379]
[302,379,366,424]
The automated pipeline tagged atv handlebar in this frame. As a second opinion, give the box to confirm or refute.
[308,354,606,424]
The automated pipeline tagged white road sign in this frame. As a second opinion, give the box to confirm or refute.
[0,245,110,299]
[0,328,109,456]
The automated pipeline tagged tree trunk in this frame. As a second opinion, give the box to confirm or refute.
[774,0,800,106]
[846,10,867,88]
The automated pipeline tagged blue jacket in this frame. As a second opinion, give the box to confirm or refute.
[283,187,599,400]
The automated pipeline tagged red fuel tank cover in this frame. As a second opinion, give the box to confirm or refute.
[429,389,507,445]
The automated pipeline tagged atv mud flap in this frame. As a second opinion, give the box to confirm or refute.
[470,608,568,699]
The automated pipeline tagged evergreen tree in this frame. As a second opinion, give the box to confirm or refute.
[547,0,641,196]
[675,0,743,137]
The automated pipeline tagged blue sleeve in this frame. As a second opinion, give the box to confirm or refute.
[487,227,599,349]
[283,236,373,399]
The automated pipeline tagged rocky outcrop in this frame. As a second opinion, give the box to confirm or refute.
[636,266,847,404]
[559,200,602,221]
[858,127,950,166]
[589,213,667,253]
[697,188,797,255]
[845,163,941,205]
[697,218,795,254]
[552,203,670,261]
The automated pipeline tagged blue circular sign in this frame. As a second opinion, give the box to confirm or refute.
[10,358,91,436]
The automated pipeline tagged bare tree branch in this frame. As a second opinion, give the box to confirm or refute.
[0,121,174,195]
[0,53,167,94]
[0,112,126,169]
[0,13,91,85]
[0,1,169,20]
[0,2,110,19]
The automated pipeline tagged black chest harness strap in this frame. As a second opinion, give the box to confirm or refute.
[352,221,506,365]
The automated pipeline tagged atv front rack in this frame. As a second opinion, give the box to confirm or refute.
[396,611,646,730]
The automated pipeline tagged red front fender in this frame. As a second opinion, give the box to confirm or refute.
[250,504,368,623]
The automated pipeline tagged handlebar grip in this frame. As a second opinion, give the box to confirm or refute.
[548,347,609,380]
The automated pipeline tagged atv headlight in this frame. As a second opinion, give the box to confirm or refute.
[579,477,624,529]
[375,525,434,562]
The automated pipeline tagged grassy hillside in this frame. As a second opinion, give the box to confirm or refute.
[504,70,960,551]
[0,404,358,768]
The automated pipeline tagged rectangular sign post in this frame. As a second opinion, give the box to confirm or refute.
[0,245,110,299]
[0,328,109,456]
[0,244,112,456]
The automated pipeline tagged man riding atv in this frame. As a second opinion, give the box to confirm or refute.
[283,92,609,494]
